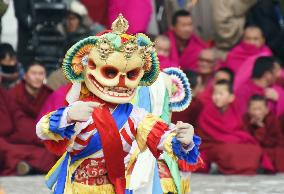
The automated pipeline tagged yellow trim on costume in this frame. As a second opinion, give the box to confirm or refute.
[63,156,72,194]
[160,178,178,194]
[136,114,164,151]
[41,112,64,142]
[71,182,115,194]
[181,179,190,194]
[126,174,131,189]
[45,152,67,181]
[164,132,178,161]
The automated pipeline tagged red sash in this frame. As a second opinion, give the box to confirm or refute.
[92,105,126,194]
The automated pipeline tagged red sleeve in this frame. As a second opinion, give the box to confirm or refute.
[178,156,205,172]
[146,121,169,158]
[44,139,69,156]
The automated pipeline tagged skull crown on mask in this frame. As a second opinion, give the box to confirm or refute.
[62,14,160,104]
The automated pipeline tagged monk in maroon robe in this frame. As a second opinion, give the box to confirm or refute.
[0,87,57,175]
[167,10,208,71]
[198,80,262,174]
[224,26,272,74]
[198,67,235,106]
[243,95,284,173]
[9,62,52,120]
[235,57,284,116]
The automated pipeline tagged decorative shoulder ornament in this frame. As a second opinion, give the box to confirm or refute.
[163,67,192,112]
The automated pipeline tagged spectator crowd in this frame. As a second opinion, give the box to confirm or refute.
[0,0,284,176]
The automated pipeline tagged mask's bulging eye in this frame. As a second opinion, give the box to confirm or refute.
[88,59,96,70]
[101,66,119,79]
[127,68,141,80]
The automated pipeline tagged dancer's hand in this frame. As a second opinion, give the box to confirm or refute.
[175,121,194,145]
[67,101,101,123]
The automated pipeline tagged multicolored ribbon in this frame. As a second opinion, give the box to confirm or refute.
[46,103,133,194]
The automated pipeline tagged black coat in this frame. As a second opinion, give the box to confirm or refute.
[246,0,284,64]
[13,0,33,67]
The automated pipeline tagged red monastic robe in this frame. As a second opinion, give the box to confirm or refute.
[197,101,262,174]
[224,41,272,74]
[235,80,284,116]
[244,113,284,172]
[0,87,57,175]
[167,31,208,71]
[8,81,53,120]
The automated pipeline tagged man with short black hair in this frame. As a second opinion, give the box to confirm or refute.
[167,10,208,71]
[235,56,284,116]
[9,61,52,120]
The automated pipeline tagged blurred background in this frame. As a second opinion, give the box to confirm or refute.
[0,0,284,193]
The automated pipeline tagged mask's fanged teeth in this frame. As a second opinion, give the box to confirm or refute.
[89,74,135,98]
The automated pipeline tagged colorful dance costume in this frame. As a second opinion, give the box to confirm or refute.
[36,15,203,194]
[129,68,200,194]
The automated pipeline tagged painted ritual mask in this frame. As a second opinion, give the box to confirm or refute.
[62,14,160,104]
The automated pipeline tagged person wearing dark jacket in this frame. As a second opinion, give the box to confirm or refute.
[247,0,284,64]
[13,0,33,68]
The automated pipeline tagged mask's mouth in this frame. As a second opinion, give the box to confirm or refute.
[88,74,135,97]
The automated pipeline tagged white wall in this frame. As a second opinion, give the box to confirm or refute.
[1,0,18,49]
